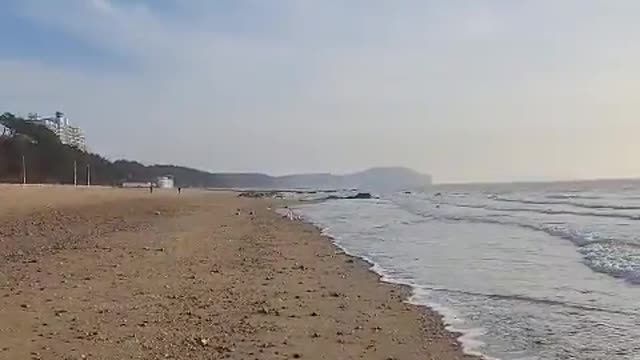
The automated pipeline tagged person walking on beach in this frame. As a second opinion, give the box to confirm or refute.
[149,183,154,194]
[177,187,182,194]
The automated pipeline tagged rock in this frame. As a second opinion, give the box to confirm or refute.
[154,211,161,216]
[325,192,374,200]
[20,304,30,309]
[351,192,373,199]
[200,338,209,347]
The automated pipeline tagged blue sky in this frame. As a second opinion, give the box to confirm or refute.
[2,0,640,182]
[0,1,117,68]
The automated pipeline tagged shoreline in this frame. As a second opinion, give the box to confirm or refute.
[267,201,479,359]
[0,187,476,359]
[279,206,487,359]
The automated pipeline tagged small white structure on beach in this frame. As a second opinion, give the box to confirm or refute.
[121,181,152,188]
[156,176,174,189]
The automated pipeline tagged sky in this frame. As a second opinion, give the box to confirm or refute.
[2,0,640,183]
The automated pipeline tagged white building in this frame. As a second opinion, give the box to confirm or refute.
[27,112,86,151]
[156,176,175,189]
[121,181,153,188]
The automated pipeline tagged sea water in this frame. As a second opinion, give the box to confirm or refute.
[287,181,640,360]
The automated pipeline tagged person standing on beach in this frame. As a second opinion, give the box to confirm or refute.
[149,183,154,194]
[177,187,182,194]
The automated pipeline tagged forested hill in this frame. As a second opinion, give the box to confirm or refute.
[0,113,274,187]
[0,113,432,190]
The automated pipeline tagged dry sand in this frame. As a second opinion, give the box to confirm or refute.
[0,186,476,360]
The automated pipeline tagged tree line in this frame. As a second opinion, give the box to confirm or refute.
[0,113,274,188]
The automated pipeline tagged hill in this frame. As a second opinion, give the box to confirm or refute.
[0,113,431,190]
[275,167,432,191]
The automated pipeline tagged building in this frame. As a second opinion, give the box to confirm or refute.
[27,112,86,151]
[121,181,153,188]
[156,176,175,189]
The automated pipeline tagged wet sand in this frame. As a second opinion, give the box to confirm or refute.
[0,186,475,360]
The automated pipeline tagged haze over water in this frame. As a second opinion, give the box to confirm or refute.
[290,180,640,359]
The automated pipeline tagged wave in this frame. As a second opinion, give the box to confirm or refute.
[433,213,604,245]
[425,213,640,284]
[415,286,640,317]
[396,200,639,246]
[546,194,603,200]
[493,196,640,211]
[396,200,640,284]
[433,212,640,248]
[440,202,640,221]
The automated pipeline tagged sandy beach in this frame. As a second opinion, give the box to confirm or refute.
[0,186,474,360]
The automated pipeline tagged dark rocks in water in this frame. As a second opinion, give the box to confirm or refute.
[238,191,280,198]
[326,192,374,200]
[350,192,373,199]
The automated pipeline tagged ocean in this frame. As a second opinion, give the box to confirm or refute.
[285,181,640,360]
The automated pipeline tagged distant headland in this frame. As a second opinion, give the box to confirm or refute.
[1,112,431,191]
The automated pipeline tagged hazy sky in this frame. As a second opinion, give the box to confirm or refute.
[2,0,640,183]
